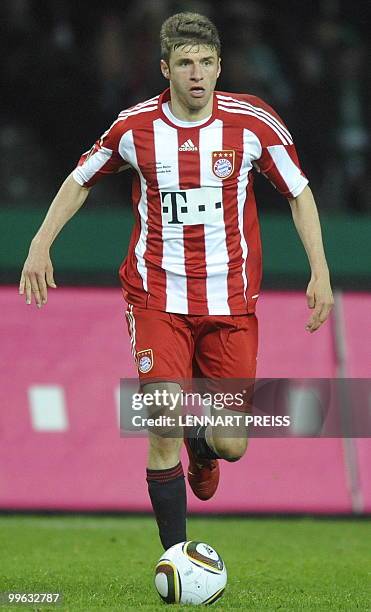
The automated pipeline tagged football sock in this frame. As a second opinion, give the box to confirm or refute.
[187,424,220,461]
[146,462,187,550]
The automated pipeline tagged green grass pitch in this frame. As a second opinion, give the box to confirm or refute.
[0,515,370,611]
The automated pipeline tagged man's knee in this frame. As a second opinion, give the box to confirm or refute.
[214,436,248,462]
[143,381,184,468]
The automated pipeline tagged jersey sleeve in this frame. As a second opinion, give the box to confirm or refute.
[72,117,130,188]
[249,96,308,198]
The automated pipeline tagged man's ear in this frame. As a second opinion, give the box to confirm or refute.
[217,57,221,79]
[160,59,170,80]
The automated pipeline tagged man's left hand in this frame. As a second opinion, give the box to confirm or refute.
[305,275,334,333]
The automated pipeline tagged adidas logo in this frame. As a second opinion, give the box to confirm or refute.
[179,139,198,152]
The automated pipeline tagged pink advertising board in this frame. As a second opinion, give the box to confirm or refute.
[0,287,369,513]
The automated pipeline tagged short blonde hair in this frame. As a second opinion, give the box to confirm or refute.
[160,12,221,63]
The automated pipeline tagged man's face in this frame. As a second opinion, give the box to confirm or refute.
[161,44,221,111]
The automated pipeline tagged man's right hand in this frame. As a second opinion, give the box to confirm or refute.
[18,173,90,308]
[19,244,57,308]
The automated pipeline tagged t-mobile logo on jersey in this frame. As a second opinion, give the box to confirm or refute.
[160,187,223,225]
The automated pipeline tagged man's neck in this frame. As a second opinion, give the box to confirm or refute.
[169,93,213,122]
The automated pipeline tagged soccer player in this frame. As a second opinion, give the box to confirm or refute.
[19,13,334,549]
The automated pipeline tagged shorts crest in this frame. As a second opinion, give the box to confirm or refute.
[137,348,154,373]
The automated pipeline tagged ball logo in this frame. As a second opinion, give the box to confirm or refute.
[137,348,154,373]
[212,150,235,179]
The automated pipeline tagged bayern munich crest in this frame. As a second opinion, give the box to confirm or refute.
[137,348,154,373]
[212,150,235,179]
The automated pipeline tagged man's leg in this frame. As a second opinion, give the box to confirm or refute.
[125,306,193,546]
[144,382,186,550]
[185,314,258,498]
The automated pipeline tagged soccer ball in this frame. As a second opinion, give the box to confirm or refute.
[154,541,227,605]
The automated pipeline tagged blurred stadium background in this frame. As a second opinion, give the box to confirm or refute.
[1,0,370,518]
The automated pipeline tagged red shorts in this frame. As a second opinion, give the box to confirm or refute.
[125,305,258,386]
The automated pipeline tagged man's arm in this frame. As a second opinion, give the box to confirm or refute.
[288,185,334,333]
[19,173,90,308]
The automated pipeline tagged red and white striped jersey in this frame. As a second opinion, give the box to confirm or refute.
[73,88,308,315]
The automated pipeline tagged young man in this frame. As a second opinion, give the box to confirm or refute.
[19,13,333,549]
